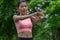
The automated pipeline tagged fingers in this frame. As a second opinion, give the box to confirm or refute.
[33,12,44,19]
[36,12,44,19]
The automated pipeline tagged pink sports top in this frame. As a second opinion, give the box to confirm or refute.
[15,18,32,34]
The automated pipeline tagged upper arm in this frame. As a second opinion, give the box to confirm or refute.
[13,15,18,22]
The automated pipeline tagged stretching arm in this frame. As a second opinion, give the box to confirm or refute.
[13,13,37,22]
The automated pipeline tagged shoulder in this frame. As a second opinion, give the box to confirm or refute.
[13,15,19,23]
[13,15,17,17]
[13,15,18,21]
[13,15,18,19]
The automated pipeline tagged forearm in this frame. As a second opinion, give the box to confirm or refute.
[18,13,35,20]
[13,13,36,21]
[18,12,39,20]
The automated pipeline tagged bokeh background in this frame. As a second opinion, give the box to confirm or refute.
[0,0,60,40]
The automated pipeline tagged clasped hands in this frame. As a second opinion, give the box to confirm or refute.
[31,12,44,21]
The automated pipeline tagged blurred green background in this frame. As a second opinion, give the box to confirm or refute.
[0,0,60,40]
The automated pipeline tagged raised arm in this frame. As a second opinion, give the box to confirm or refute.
[13,13,37,22]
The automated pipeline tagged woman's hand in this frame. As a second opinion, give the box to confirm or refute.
[31,12,44,22]
[35,12,44,19]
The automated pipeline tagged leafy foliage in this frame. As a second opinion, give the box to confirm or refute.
[0,0,60,40]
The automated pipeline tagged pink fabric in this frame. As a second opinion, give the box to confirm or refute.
[15,18,32,33]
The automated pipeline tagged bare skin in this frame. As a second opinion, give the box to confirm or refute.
[13,12,39,22]
[13,2,44,38]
